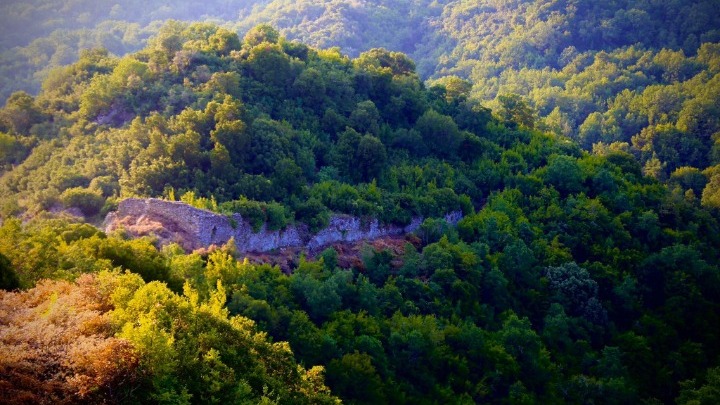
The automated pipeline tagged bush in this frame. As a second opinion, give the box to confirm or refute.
[89,175,120,197]
[219,198,291,232]
[265,202,291,230]
[220,199,265,231]
[100,198,119,217]
[60,187,105,217]
[293,197,330,233]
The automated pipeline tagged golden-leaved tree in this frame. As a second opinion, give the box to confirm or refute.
[0,270,339,404]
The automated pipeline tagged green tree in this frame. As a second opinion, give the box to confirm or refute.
[0,91,46,135]
[246,43,295,93]
[326,352,386,403]
[415,109,462,157]
[702,171,720,209]
[356,134,387,182]
[430,75,472,103]
[273,158,304,196]
[330,127,362,182]
[543,155,584,195]
[355,48,416,76]
[243,24,280,47]
[206,28,241,55]
[498,94,535,129]
[349,100,381,136]
[677,367,720,405]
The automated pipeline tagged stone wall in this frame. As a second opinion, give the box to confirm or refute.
[104,198,462,253]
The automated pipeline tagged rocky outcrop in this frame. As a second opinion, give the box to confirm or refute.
[104,198,462,253]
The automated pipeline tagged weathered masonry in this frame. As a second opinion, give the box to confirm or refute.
[104,198,462,253]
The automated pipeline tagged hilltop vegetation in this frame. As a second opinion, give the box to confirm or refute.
[0,0,260,104]
[246,0,720,177]
[0,21,477,225]
[1,22,720,404]
[2,0,720,182]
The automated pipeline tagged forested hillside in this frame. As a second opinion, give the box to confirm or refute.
[241,0,720,176]
[0,0,265,104]
[2,0,720,179]
[434,0,720,179]
[2,21,720,403]
[0,0,442,102]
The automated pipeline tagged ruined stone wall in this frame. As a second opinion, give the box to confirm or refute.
[104,198,232,250]
[105,198,462,253]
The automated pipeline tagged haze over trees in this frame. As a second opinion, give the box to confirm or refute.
[1,2,720,404]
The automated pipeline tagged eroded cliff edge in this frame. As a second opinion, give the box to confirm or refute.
[104,198,462,253]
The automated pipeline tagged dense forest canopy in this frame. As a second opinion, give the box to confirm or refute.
[1,2,720,404]
[2,0,720,177]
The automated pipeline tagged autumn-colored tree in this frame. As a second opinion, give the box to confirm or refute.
[0,275,139,403]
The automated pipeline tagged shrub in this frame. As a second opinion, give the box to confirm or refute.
[60,187,105,217]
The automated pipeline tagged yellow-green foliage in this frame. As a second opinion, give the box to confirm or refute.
[0,269,339,404]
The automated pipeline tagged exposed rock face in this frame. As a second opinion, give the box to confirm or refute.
[104,198,462,253]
